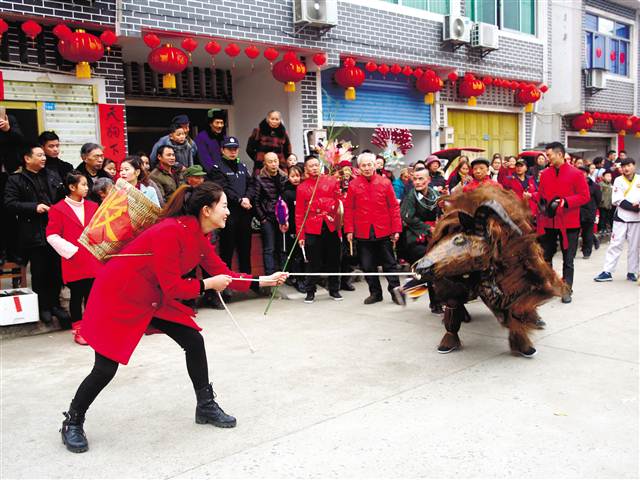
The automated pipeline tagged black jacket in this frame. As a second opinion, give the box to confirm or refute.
[207,156,255,207]
[76,162,110,203]
[580,177,602,223]
[45,156,75,200]
[0,114,25,175]
[4,168,64,249]
[282,181,298,233]
[253,168,287,222]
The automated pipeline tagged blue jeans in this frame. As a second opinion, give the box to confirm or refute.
[261,219,284,275]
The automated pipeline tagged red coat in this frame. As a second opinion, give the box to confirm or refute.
[46,199,102,283]
[295,175,341,240]
[80,216,251,365]
[503,174,539,216]
[536,163,590,231]
[343,174,402,239]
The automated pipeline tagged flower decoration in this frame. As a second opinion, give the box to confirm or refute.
[371,127,414,169]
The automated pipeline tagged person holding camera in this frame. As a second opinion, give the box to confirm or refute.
[530,142,590,303]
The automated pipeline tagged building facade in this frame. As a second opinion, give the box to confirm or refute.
[537,0,639,160]
[1,0,553,168]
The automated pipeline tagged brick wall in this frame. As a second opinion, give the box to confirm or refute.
[0,0,116,25]
[0,21,124,104]
[300,70,318,129]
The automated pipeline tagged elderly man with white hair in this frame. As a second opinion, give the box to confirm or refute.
[344,152,403,305]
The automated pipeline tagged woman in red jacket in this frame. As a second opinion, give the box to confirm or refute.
[46,171,101,345]
[60,182,287,453]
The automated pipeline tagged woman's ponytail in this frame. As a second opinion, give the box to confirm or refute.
[161,182,223,219]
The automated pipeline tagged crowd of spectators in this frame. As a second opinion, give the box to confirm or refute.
[1,106,638,342]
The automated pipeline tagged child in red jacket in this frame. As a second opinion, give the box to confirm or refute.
[46,171,101,345]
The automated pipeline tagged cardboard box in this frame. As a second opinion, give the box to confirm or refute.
[0,289,39,326]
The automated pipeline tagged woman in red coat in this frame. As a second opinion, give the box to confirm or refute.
[60,182,287,453]
[46,171,101,345]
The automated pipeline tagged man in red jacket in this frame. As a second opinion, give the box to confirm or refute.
[344,152,403,305]
[296,156,342,303]
[536,142,590,303]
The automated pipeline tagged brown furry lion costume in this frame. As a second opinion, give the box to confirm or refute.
[410,185,566,357]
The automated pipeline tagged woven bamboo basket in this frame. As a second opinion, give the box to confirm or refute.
[79,178,162,261]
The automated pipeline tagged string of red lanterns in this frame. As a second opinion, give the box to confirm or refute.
[571,112,638,136]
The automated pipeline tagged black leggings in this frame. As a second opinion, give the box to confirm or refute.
[67,278,94,322]
[70,318,209,414]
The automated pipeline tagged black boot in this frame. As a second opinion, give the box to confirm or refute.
[195,383,236,428]
[60,409,88,453]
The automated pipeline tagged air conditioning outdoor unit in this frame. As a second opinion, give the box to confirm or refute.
[294,0,338,28]
[443,15,472,44]
[585,69,606,89]
[471,22,499,50]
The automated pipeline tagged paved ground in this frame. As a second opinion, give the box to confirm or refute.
[1,247,638,479]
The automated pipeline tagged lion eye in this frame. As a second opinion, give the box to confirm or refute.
[453,235,467,246]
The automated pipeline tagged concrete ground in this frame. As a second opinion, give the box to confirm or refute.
[1,247,638,479]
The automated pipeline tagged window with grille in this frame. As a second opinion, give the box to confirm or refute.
[584,12,630,77]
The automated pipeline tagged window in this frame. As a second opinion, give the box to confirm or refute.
[380,0,449,15]
[470,0,536,35]
[585,13,630,76]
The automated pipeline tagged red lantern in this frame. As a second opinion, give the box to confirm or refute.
[629,118,640,138]
[390,63,402,75]
[312,52,326,68]
[0,19,7,42]
[225,43,241,58]
[402,65,413,76]
[540,84,549,93]
[21,20,42,41]
[264,47,279,66]
[58,29,105,79]
[378,64,390,76]
[143,33,161,49]
[459,74,486,106]
[204,40,221,67]
[517,84,542,112]
[334,57,365,101]
[148,44,189,89]
[365,61,377,73]
[245,45,260,70]
[181,37,198,61]
[612,116,632,136]
[415,70,443,105]
[483,76,493,85]
[272,52,306,92]
[447,71,458,82]
[100,30,117,53]
[413,68,424,79]
[245,45,260,59]
[572,113,594,135]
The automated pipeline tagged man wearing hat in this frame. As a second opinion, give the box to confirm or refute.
[208,136,254,275]
[150,114,198,168]
[594,157,640,282]
[195,109,226,173]
[462,158,502,192]
[425,155,446,191]
[184,165,207,187]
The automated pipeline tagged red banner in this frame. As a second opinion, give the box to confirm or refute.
[98,103,126,165]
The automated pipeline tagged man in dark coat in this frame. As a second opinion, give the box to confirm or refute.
[208,136,255,274]
[579,166,602,259]
[253,152,288,275]
[4,143,69,325]
[39,131,74,199]
[76,143,109,203]
[246,111,292,173]
[0,113,24,263]
[195,109,226,173]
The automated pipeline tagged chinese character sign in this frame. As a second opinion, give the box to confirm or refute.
[99,104,126,165]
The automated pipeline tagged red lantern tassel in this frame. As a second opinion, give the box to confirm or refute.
[424,92,434,105]
[76,62,91,79]
[468,96,477,106]
[163,73,176,89]
[524,103,533,113]
[345,87,356,101]
[284,81,295,93]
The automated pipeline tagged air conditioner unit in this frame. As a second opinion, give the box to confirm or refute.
[471,22,499,50]
[439,127,454,144]
[294,0,338,28]
[585,69,606,89]
[443,15,472,44]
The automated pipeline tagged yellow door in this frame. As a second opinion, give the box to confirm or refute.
[448,109,519,157]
